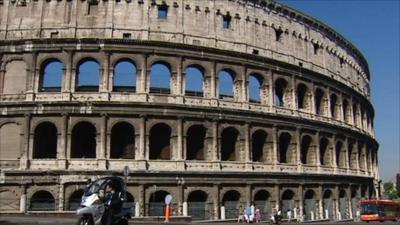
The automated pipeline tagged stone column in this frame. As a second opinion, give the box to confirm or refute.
[20,184,27,213]
[140,55,148,94]
[0,55,4,94]
[334,185,340,220]
[139,115,146,160]
[274,185,280,211]
[58,113,68,169]
[244,123,251,163]
[292,75,297,110]
[58,183,65,211]
[298,185,304,221]
[268,70,274,107]
[311,84,316,115]
[318,186,323,220]
[20,114,31,169]
[315,131,321,170]
[295,127,301,171]
[176,118,184,160]
[176,57,183,96]
[213,184,220,220]
[139,184,145,216]
[101,52,111,93]
[99,114,107,169]
[347,187,352,219]
[210,61,217,98]
[246,184,252,206]
[242,67,248,103]
[344,138,350,172]
[272,126,278,166]
[212,120,219,161]
[177,182,184,216]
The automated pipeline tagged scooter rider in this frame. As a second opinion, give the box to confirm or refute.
[102,182,122,225]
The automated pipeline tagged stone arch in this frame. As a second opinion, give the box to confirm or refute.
[33,121,58,159]
[150,61,171,94]
[297,83,311,110]
[3,59,27,94]
[148,190,171,216]
[330,94,338,119]
[300,134,315,165]
[39,58,63,92]
[0,189,20,211]
[185,64,205,97]
[278,132,294,164]
[358,142,366,171]
[348,141,357,169]
[0,122,21,160]
[253,190,271,217]
[218,69,236,99]
[274,78,289,107]
[315,88,327,116]
[251,129,268,162]
[187,190,209,220]
[113,58,137,92]
[351,186,359,218]
[248,73,263,103]
[339,189,348,219]
[111,122,135,159]
[281,189,295,219]
[67,189,84,211]
[319,137,331,166]
[71,121,97,158]
[76,58,100,92]
[322,189,334,219]
[186,124,207,160]
[304,189,317,220]
[342,99,350,123]
[220,126,240,161]
[29,190,55,211]
[222,190,241,219]
[352,103,359,126]
[149,123,171,160]
[335,140,346,168]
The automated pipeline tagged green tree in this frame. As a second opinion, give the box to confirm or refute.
[383,182,400,200]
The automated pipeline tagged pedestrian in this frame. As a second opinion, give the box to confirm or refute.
[255,208,261,223]
[237,205,244,223]
[287,209,292,222]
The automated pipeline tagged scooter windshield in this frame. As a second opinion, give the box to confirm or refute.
[84,178,108,196]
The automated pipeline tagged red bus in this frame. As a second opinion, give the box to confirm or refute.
[360,200,400,222]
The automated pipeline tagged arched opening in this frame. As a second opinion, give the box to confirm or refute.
[186,125,206,160]
[254,190,271,217]
[339,189,348,219]
[281,190,295,219]
[297,83,310,110]
[40,59,63,92]
[185,65,204,97]
[113,59,136,92]
[351,187,358,219]
[330,94,338,119]
[33,122,57,159]
[348,142,356,169]
[221,127,239,161]
[315,88,325,115]
[71,122,96,158]
[252,130,267,162]
[336,141,346,168]
[30,191,55,211]
[323,190,333,219]
[275,78,287,107]
[150,62,171,94]
[149,191,170,216]
[68,189,84,211]
[278,132,292,163]
[0,123,20,160]
[304,190,316,221]
[76,58,100,92]
[248,74,263,103]
[218,69,235,99]
[125,192,135,214]
[300,135,313,164]
[343,99,349,123]
[149,123,171,160]
[320,137,330,166]
[188,190,209,220]
[111,122,135,159]
[352,103,358,126]
[222,190,241,219]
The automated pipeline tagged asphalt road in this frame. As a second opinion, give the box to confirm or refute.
[0,216,399,225]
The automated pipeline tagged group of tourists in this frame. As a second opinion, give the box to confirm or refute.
[237,203,262,223]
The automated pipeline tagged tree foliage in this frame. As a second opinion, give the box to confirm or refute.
[383,182,400,200]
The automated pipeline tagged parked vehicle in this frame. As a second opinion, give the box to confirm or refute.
[76,176,131,225]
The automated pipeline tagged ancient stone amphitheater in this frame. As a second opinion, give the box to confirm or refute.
[0,0,379,221]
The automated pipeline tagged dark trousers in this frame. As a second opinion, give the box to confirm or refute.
[102,209,114,225]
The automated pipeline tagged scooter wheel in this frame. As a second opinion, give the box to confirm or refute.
[76,216,94,225]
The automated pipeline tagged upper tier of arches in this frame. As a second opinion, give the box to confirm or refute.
[0,0,371,97]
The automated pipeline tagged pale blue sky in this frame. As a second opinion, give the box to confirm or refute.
[279,0,400,182]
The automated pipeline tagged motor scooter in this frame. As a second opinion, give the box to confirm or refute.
[76,177,131,225]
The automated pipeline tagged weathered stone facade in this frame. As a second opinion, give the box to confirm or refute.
[0,0,378,221]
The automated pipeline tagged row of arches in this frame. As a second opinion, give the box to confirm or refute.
[26,187,362,221]
[30,121,375,171]
[32,58,373,132]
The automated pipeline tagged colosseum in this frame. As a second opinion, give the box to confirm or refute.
[0,0,379,221]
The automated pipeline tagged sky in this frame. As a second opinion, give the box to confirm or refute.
[278,0,400,182]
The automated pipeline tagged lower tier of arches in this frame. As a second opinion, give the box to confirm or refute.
[0,171,376,221]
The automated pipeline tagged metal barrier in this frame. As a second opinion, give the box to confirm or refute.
[188,202,213,220]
